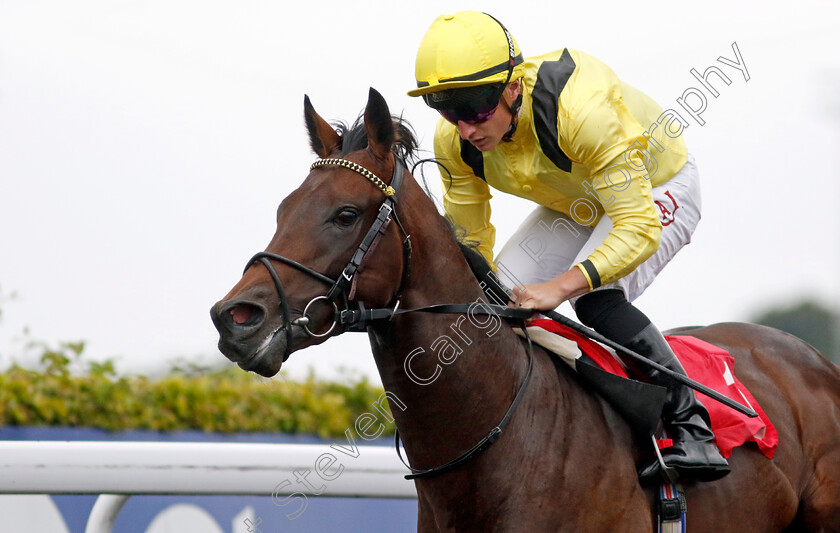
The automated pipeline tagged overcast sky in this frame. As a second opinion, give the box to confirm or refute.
[1,0,838,383]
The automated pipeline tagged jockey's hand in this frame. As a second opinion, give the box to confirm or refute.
[509,268,590,323]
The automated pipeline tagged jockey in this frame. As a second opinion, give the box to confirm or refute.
[408,11,730,482]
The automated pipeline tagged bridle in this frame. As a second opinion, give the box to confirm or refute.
[242,152,535,480]
[243,154,412,361]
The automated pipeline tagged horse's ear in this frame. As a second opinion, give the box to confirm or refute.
[364,88,395,160]
[304,94,342,158]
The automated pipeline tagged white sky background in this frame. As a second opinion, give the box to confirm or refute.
[1,0,838,383]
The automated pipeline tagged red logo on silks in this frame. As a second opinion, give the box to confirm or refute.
[655,190,680,226]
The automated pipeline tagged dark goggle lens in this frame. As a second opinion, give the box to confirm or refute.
[439,103,498,125]
[425,84,504,125]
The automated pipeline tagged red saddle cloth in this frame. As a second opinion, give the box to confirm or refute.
[531,319,779,459]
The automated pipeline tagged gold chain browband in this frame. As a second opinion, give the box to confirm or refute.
[310,158,396,197]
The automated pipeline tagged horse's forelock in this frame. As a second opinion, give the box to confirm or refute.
[336,113,419,162]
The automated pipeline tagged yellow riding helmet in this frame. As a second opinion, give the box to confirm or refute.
[408,11,524,98]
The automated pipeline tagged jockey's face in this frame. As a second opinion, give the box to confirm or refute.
[454,81,521,152]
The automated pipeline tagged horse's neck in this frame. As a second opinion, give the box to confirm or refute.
[367,223,531,468]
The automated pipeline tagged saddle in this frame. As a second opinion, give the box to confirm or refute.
[458,240,778,461]
[521,318,779,460]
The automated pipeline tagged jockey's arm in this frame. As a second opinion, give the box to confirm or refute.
[514,89,663,311]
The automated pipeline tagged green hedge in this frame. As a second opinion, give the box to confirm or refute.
[0,342,394,438]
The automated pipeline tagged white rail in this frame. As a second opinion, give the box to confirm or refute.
[0,441,417,533]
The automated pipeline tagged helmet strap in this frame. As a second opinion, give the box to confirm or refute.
[502,90,523,142]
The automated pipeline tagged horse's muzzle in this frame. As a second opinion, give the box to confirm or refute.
[210,298,287,377]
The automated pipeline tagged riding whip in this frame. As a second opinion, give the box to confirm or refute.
[542,309,759,418]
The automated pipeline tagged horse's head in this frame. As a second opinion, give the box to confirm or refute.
[210,88,416,377]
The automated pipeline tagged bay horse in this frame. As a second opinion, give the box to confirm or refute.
[210,88,840,532]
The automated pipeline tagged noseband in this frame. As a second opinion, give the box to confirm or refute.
[243,154,410,361]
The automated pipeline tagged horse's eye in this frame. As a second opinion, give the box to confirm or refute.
[334,208,359,227]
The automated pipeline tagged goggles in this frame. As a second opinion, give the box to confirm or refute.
[423,83,505,125]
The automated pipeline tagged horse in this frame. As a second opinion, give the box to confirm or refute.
[210,88,840,532]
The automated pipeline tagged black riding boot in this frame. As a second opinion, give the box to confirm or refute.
[627,324,731,482]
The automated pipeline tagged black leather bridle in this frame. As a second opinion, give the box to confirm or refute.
[243,155,411,359]
[242,153,535,480]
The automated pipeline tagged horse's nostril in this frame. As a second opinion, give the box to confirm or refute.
[227,302,264,328]
[231,304,253,325]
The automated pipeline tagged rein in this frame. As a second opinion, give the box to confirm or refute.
[243,153,537,480]
[396,316,534,480]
